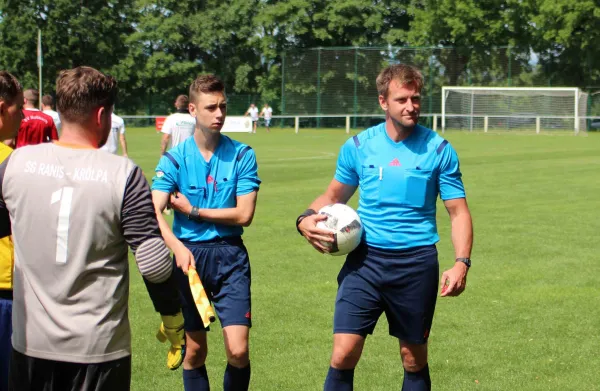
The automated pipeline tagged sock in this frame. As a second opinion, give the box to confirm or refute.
[223,362,251,391]
[402,364,431,391]
[324,366,354,391]
[183,365,210,391]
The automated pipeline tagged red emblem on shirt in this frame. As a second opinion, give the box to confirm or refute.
[389,158,401,166]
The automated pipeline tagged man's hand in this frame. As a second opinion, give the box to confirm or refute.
[173,243,195,274]
[170,191,192,215]
[156,312,186,370]
[298,214,335,253]
[440,262,468,297]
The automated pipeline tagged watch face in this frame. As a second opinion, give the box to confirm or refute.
[457,258,471,267]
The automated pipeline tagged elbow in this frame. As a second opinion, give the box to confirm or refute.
[238,212,255,227]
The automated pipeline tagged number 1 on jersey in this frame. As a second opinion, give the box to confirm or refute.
[51,187,74,264]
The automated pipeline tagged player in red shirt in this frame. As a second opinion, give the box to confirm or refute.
[14,89,58,148]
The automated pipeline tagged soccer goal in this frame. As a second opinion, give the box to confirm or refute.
[441,87,589,134]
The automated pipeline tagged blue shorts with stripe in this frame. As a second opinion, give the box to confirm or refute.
[173,236,251,332]
[334,244,439,344]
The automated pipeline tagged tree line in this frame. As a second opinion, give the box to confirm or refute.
[0,0,598,115]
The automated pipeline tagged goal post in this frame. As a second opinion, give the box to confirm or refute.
[441,87,589,134]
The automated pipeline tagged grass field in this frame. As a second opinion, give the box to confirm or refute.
[124,127,600,390]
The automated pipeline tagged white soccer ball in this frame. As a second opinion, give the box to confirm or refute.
[316,203,363,256]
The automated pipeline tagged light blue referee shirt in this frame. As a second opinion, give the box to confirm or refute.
[152,135,261,242]
[334,123,465,250]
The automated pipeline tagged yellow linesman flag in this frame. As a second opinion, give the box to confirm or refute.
[188,267,216,328]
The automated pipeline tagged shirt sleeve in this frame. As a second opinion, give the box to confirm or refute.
[160,116,172,135]
[0,157,12,239]
[333,138,359,186]
[121,166,162,250]
[236,147,261,196]
[438,142,466,200]
[121,166,181,315]
[151,154,178,193]
[120,120,126,135]
[50,123,59,141]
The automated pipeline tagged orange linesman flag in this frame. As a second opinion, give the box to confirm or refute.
[188,267,216,328]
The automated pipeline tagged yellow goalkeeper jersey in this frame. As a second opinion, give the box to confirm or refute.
[0,143,13,290]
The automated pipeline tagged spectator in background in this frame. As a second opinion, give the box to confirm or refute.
[14,89,58,148]
[41,95,61,134]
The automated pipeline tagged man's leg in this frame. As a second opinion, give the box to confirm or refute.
[222,325,250,391]
[0,298,12,391]
[324,333,366,391]
[400,342,430,391]
[183,331,211,391]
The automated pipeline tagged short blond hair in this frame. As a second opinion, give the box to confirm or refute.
[376,64,424,98]
[189,75,225,104]
[56,66,117,124]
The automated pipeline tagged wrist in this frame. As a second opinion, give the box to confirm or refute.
[455,257,471,268]
[188,206,202,221]
[296,208,317,236]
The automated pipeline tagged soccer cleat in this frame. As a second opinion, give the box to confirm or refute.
[156,312,186,370]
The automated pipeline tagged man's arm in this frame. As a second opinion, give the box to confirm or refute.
[121,167,180,315]
[0,157,12,239]
[440,197,473,297]
[169,190,258,227]
[119,134,128,157]
[297,179,358,252]
[152,190,195,273]
[160,133,171,155]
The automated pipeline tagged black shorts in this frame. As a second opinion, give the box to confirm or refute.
[8,348,131,391]
[174,237,252,332]
[334,244,439,344]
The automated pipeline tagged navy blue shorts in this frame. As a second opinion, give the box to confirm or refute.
[0,295,12,391]
[174,237,251,332]
[334,244,439,344]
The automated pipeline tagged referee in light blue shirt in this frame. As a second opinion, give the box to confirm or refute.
[152,75,260,391]
[296,64,473,391]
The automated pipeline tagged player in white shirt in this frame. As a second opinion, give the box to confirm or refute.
[100,112,129,156]
[41,95,61,134]
[244,103,259,133]
[259,103,273,133]
[160,95,195,155]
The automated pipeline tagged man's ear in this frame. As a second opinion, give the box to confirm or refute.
[0,101,5,117]
[378,95,388,111]
[189,103,197,118]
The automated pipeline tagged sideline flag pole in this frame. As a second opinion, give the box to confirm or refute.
[37,29,43,108]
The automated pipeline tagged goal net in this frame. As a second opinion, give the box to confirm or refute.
[441,87,588,133]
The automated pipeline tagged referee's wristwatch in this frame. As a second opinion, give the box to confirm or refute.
[455,257,471,268]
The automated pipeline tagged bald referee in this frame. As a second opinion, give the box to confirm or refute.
[0,66,186,391]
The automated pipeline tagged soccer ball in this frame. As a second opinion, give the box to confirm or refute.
[316,203,363,256]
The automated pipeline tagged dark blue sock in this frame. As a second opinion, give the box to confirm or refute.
[324,366,354,391]
[402,364,431,391]
[223,362,251,391]
[183,365,210,391]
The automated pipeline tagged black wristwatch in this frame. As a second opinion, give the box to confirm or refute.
[455,257,471,268]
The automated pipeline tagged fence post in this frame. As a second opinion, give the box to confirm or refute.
[280,52,285,128]
[316,47,322,129]
[295,116,299,134]
[346,116,350,134]
[353,47,358,129]
[433,115,437,131]
[484,116,489,132]
[536,117,540,134]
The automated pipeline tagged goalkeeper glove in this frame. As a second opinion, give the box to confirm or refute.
[156,311,186,370]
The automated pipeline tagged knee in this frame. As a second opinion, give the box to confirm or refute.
[226,346,249,368]
[330,348,361,370]
[400,346,427,373]
[184,344,208,368]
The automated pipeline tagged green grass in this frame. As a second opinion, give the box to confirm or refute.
[125,127,600,390]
